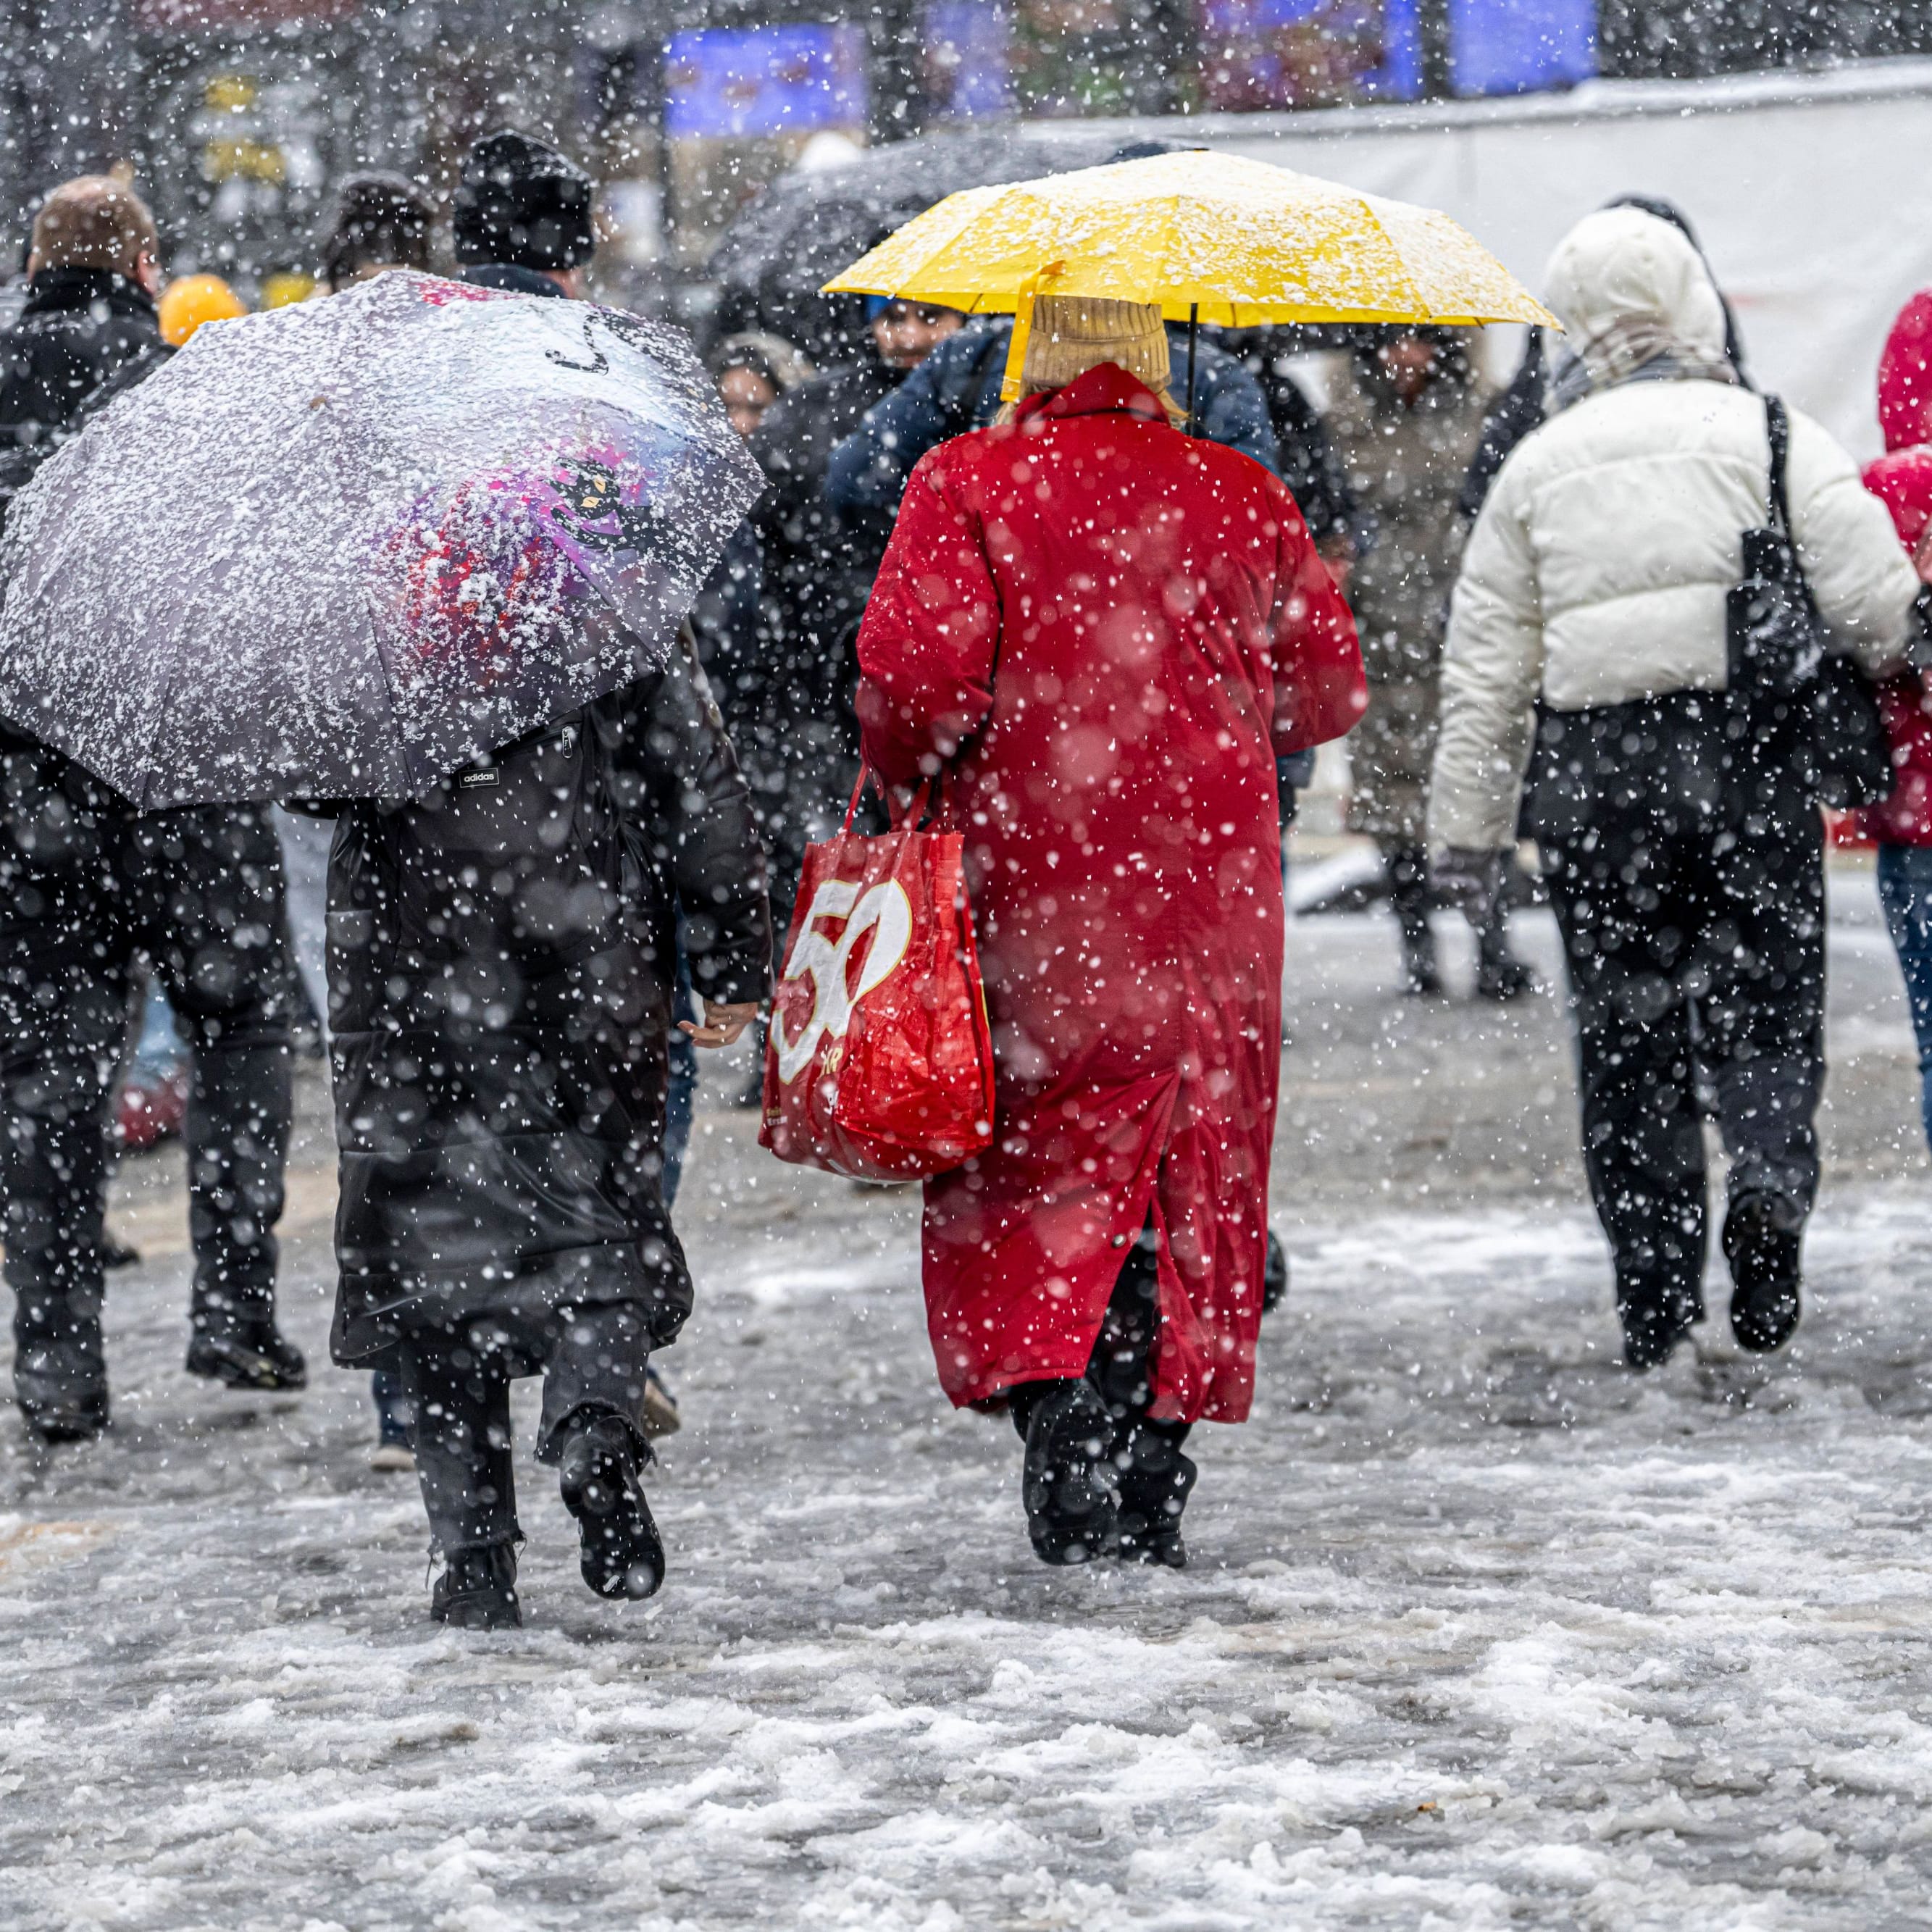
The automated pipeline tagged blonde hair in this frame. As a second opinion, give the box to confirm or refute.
[30,176,159,280]
[996,294,1187,427]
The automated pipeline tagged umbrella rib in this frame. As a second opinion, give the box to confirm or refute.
[313,298,424,799]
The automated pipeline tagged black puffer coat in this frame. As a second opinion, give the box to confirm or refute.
[0,268,168,519]
[325,624,769,1364]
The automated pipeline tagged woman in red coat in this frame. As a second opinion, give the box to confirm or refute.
[856,296,1363,1567]
[1856,290,1932,1150]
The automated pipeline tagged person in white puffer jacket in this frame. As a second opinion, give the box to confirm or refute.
[1429,204,1922,1371]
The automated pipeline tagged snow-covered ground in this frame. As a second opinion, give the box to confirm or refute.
[4,877,1931,1931]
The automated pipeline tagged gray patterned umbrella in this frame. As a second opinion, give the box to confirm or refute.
[0,270,764,808]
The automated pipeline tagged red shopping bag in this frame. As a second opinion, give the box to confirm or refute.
[759,777,995,1180]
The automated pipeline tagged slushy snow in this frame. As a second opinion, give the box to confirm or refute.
[4,887,1931,1930]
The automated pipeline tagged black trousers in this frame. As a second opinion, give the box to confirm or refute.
[1531,698,1824,1321]
[1015,1225,1192,1458]
[1383,838,1520,974]
[396,1302,656,1554]
[0,804,293,1355]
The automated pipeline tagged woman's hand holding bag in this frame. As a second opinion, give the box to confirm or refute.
[759,771,995,1181]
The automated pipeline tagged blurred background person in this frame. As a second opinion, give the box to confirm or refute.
[1223,323,1369,588]
[708,330,813,440]
[1333,325,1531,1000]
[322,170,433,290]
[692,330,811,1107]
[740,301,964,945]
[0,176,301,1440]
[1850,288,1932,1157]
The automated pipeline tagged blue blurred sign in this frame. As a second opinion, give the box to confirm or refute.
[1452,0,1595,94]
[1203,0,1592,104]
[1358,0,1421,99]
[928,1,1014,120]
[1201,0,1393,109]
[664,25,869,140]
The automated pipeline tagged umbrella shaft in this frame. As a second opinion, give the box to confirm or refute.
[1185,305,1198,435]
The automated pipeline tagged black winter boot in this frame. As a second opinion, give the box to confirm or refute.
[186,1317,307,1390]
[14,1292,109,1443]
[183,1035,295,1388]
[1386,845,1443,996]
[1615,1266,1700,1371]
[1475,902,1534,1003]
[1012,1379,1119,1565]
[431,1542,522,1630]
[559,1413,664,1600]
[1113,1421,1196,1568]
[1723,1192,1803,1353]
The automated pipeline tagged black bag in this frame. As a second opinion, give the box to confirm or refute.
[1726,394,1893,811]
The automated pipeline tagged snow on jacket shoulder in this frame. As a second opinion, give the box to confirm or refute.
[1430,208,1918,853]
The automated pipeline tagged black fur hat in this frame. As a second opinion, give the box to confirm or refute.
[452,130,595,272]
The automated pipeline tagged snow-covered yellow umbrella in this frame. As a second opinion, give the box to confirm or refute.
[822,149,1556,404]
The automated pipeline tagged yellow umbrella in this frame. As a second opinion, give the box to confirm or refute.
[823,149,1555,402]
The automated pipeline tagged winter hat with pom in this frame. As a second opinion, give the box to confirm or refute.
[453,131,595,272]
[1019,296,1171,397]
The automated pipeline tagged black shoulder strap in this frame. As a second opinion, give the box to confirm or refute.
[1766,393,1793,537]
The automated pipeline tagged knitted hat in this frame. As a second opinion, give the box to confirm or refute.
[452,131,595,272]
[1019,296,1170,395]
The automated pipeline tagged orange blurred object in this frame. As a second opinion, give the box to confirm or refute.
[158,273,246,347]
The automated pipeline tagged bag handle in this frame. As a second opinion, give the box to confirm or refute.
[842,765,950,835]
[1765,393,1794,538]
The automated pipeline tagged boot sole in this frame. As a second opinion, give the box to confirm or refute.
[21,1410,108,1445]
[432,1590,522,1631]
[185,1339,307,1392]
[561,1447,665,1601]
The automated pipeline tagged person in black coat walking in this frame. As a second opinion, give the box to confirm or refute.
[0,182,170,520]
[325,613,769,1629]
[0,177,302,1442]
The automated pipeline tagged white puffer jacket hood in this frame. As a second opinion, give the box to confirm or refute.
[1429,209,1919,852]
[1544,205,1727,381]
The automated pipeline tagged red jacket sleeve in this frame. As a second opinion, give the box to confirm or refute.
[856,448,1003,792]
[1266,485,1366,756]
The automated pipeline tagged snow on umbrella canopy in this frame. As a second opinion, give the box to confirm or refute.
[823,149,1557,391]
[0,270,765,809]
